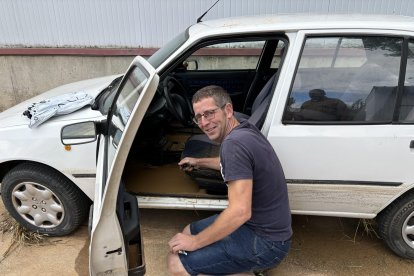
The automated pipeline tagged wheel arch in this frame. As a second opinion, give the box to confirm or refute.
[377,187,414,218]
[375,186,414,259]
[0,160,23,183]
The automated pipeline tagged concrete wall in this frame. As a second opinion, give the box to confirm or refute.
[0,56,134,111]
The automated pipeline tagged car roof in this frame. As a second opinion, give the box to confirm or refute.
[188,13,414,37]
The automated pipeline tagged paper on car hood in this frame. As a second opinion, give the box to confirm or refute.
[23,91,94,128]
[0,74,121,128]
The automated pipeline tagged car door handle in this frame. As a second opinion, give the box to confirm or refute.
[410,140,414,149]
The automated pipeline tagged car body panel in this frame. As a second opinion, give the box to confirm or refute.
[0,119,99,198]
[0,75,122,199]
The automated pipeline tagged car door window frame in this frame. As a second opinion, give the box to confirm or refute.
[395,37,414,124]
[159,33,288,78]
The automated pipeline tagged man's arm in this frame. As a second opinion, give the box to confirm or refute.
[178,156,220,171]
[168,178,253,253]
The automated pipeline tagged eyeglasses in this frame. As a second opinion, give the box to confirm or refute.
[192,104,226,125]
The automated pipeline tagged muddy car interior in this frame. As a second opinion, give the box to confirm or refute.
[123,36,287,198]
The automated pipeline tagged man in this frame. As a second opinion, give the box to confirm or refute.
[300,89,347,121]
[167,85,292,276]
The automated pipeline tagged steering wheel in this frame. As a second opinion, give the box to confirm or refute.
[163,76,194,127]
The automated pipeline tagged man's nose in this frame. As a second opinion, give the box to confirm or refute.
[198,116,210,128]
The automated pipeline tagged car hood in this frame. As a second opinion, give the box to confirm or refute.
[0,74,122,128]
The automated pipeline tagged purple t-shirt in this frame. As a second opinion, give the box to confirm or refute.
[220,120,292,241]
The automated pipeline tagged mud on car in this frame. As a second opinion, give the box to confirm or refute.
[2,14,414,274]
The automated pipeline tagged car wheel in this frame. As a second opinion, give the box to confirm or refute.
[377,190,414,259]
[1,162,90,236]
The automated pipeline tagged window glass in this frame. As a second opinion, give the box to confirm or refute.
[399,40,414,122]
[148,30,188,68]
[284,36,402,123]
[108,66,148,152]
[185,41,265,70]
[270,41,286,69]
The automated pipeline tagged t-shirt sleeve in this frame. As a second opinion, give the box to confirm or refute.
[220,138,253,182]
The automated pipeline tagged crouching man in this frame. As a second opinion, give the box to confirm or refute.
[167,85,292,275]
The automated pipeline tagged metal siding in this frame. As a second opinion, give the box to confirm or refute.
[1,0,414,48]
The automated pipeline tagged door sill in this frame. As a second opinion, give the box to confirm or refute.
[137,195,228,210]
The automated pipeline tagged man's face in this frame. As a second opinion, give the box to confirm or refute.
[193,97,232,143]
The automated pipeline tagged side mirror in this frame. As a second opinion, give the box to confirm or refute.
[185,60,199,71]
[61,121,97,145]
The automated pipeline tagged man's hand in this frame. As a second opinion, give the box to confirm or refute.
[179,156,221,171]
[178,157,199,171]
[168,232,199,253]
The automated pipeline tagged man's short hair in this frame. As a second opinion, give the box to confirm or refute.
[192,85,232,107]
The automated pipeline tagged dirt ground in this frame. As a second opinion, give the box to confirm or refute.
[1,200,413,275]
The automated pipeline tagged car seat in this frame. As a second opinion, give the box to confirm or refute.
[363,86,397,121]
[347,61,398,121]
[181,74,277,194]
[399,86,414,121]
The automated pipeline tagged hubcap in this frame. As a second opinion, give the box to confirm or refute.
[11,182,64,228]
[402,210,414,249]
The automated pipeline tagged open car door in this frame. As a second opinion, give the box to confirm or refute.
[89,56,159,275]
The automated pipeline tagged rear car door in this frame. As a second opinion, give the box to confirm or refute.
[89,56,159,275]
[268,30,414,217]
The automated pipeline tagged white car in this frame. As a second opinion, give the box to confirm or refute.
[3,13,414,274]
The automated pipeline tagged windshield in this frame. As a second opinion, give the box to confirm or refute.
[92,76,123,115]
[92,30,188,115]
[95,30,188,115]
[147,29,189,68]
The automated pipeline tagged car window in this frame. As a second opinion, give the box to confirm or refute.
[399,40,414,122]
[185,41,265,70]
[283,36,402,123]
[270,41,286,69]
[107,65,148,167]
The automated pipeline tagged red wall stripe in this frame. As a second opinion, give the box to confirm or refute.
[0,48,159,56]
[0,47,266,56]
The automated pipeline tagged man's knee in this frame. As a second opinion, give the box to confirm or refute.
[167,252,189,276]
[182,224,191,235]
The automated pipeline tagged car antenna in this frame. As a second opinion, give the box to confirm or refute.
[197,0,220,23]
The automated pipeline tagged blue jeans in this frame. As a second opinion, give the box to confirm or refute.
[179,214,291,275]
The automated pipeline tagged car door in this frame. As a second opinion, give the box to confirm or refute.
[267,30,414,217]
[89,56,159,275]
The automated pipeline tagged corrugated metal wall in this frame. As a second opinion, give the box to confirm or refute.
[1,0,414,48]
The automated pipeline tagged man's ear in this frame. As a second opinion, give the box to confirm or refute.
[224,103,234,118]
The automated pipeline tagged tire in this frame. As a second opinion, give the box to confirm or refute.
[1,162,91,236]
[377,190,414,259]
